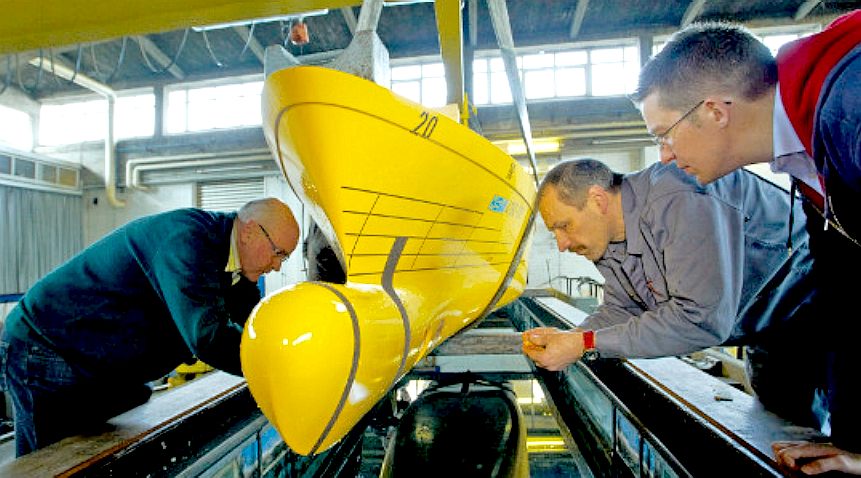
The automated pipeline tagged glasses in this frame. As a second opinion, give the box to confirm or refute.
[258,224,290,262]
[650,99,705,147]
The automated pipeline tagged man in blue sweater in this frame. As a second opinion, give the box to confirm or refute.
[0,197,298,456]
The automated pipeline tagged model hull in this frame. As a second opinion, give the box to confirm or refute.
[241,65,535,455]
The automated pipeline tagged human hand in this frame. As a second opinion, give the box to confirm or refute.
[521,327,584,371]
[773,441,861,475]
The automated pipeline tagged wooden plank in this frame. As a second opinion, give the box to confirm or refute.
[629,358,823,465]
[432,328,523,355]
[0,372,245,477]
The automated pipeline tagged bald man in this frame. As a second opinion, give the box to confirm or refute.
[0,198,298,456]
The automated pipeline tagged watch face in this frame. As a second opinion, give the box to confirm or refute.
[582,350,600,362]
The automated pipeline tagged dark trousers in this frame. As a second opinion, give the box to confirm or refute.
[0,335,152,456]
[802,202,861,452]
[745,341,829,431]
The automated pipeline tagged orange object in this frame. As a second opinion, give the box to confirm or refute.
[290,20,309,46]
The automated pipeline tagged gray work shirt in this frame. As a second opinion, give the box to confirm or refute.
[581,163,815,358]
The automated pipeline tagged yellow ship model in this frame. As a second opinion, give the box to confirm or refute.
[240,37,536,456]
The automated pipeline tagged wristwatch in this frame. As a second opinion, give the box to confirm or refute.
[582,330,600,361]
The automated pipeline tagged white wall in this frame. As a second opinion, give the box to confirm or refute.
[1,301,18,326]
[0,87,40,150]
[83,184,194,245]
[260,175,307,294]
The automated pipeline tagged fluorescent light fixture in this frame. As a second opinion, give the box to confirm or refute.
[526,436,567,453]
[591,137,652,145]
[494,138,560,156]
[516,397,545,405]
[192,10,328,32]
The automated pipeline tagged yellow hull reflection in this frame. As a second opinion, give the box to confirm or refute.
[241,65,535,456]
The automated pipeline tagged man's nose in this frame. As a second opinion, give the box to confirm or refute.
[554,234,569,252]
[659,144,676,164]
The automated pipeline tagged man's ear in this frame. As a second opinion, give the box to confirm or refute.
[704,97,731,128]
[588,185,609,213]
[239,219,256,244]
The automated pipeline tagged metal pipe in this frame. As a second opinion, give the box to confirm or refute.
[128,154,272,190]
[31,57,125,207]
[123,148,270,188]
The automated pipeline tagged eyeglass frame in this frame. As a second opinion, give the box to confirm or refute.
[258,224,290,262]
[649,99,706,147]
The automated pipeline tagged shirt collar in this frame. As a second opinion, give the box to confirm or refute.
[225,220,242,284]
[772,85,807,158]
[597,179,637,263]
[619,179,643,255]
[771,85,823,195]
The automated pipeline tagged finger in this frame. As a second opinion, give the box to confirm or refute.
[521,345,540,359]
[524,327,558,338]
[780,443,841,460]
[772,440,807,453]
[801,454,856,475]
[523,347,547,362]
[526,331,556,346]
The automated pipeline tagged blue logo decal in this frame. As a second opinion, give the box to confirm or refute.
[489,195,508,213]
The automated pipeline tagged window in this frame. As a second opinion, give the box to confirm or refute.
[759,32,811,56]
[653,26,819,58]
[590,46,639,96]
[471,42,639,106]
[39,91,155,146]
[390,61,448,107]
[0,104,33,151]
[166,78,263,134]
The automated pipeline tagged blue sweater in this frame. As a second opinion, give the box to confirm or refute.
[4,208,261,381]
[813,44,861,243]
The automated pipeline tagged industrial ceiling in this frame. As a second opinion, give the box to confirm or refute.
[1,1,857,100]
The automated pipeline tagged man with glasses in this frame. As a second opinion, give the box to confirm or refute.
[631,12,861,474]
[523,159,822,435]
[0,197,298,456]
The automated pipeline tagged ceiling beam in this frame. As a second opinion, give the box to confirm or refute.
[340,7,358,34]
[232,26,264,64]
[0,44,83,79]
[131,35,185,79]
[355,0,383,31]
[487,0,538,184]
[468,0,478,47]
[30,56,114,96]
[794,0,822,21]
[681,0,707,27]
[568,0,590,39]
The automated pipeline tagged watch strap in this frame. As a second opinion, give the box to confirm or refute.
[583,330,596,351]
